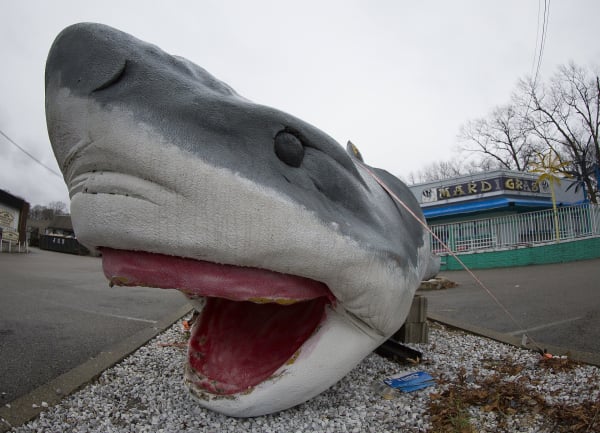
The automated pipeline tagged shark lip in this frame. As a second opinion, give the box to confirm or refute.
[101,248,335,395]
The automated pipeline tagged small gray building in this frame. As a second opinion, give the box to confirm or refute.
[39,214,91,255]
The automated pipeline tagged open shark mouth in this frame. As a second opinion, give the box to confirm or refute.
[101,248,336,395]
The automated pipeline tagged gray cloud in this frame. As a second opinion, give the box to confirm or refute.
[2,0,599,207]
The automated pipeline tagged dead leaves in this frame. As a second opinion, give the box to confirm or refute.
[426,357,599,432]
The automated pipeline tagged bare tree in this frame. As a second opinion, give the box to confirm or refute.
[28,205,43,220]
[458,103,540,171]
[457,62,599,202]
[48,201,67,216]
[518,62,600,203]
[405,157,490,184]
[28,201,68,221]
[462,157,499,174]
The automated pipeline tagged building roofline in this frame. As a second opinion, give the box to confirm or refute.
[408,169,555,188]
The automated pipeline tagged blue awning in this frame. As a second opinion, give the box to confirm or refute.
[422,197,554,219]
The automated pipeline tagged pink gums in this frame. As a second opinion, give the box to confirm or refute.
[101,248,334,394]
[101,248,334,303]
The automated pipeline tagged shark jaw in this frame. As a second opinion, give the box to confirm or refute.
[102,248,336,397]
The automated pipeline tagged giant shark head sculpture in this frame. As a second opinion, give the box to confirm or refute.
[45,23,430,417]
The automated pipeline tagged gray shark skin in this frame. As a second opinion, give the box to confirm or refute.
[45,23,430,417]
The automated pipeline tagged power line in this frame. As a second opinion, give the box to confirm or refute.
[530,0,543,77]
[532,0,551,88]
[0,128,63,178]
[525,0,551,115]
[536,0,551,82]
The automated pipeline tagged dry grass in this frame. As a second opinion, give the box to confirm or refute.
[427,355,600,432]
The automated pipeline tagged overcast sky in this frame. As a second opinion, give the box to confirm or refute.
[2,1,599,208]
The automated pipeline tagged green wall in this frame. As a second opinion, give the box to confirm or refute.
[440,237,600,270]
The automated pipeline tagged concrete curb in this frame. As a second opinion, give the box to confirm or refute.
[0,304,193,433]
[428,312,600,367]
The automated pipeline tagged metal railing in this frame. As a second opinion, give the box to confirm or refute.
[429,203,600,254]
[0,238,29,253]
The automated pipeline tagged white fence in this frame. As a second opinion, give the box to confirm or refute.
[429,203,600,254]
[0,238,29,253]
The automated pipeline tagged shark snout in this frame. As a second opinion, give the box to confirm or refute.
[45,23,133,97]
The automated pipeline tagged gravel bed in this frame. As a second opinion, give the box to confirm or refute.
[7,318,600,433]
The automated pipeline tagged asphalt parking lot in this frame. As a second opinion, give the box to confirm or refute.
[425,258,600,360]
[0,247,189,405]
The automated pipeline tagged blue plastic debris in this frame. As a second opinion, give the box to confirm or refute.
[383,371,435,393]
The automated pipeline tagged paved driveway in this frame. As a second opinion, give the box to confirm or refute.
[0,248,189,404]
[425,258,600,357]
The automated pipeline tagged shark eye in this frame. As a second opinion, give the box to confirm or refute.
[274,131,304,167]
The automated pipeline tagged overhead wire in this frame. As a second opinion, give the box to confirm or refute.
[530,0,551,89]
[532,0,551,88]
[0,128,62,178]
[530,0,543,78]
[525,0,551,115]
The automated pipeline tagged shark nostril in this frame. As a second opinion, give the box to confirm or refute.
[93,60,128,92]
[274,131,304,168]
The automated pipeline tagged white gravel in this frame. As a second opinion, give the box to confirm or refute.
[7,318,600,433]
